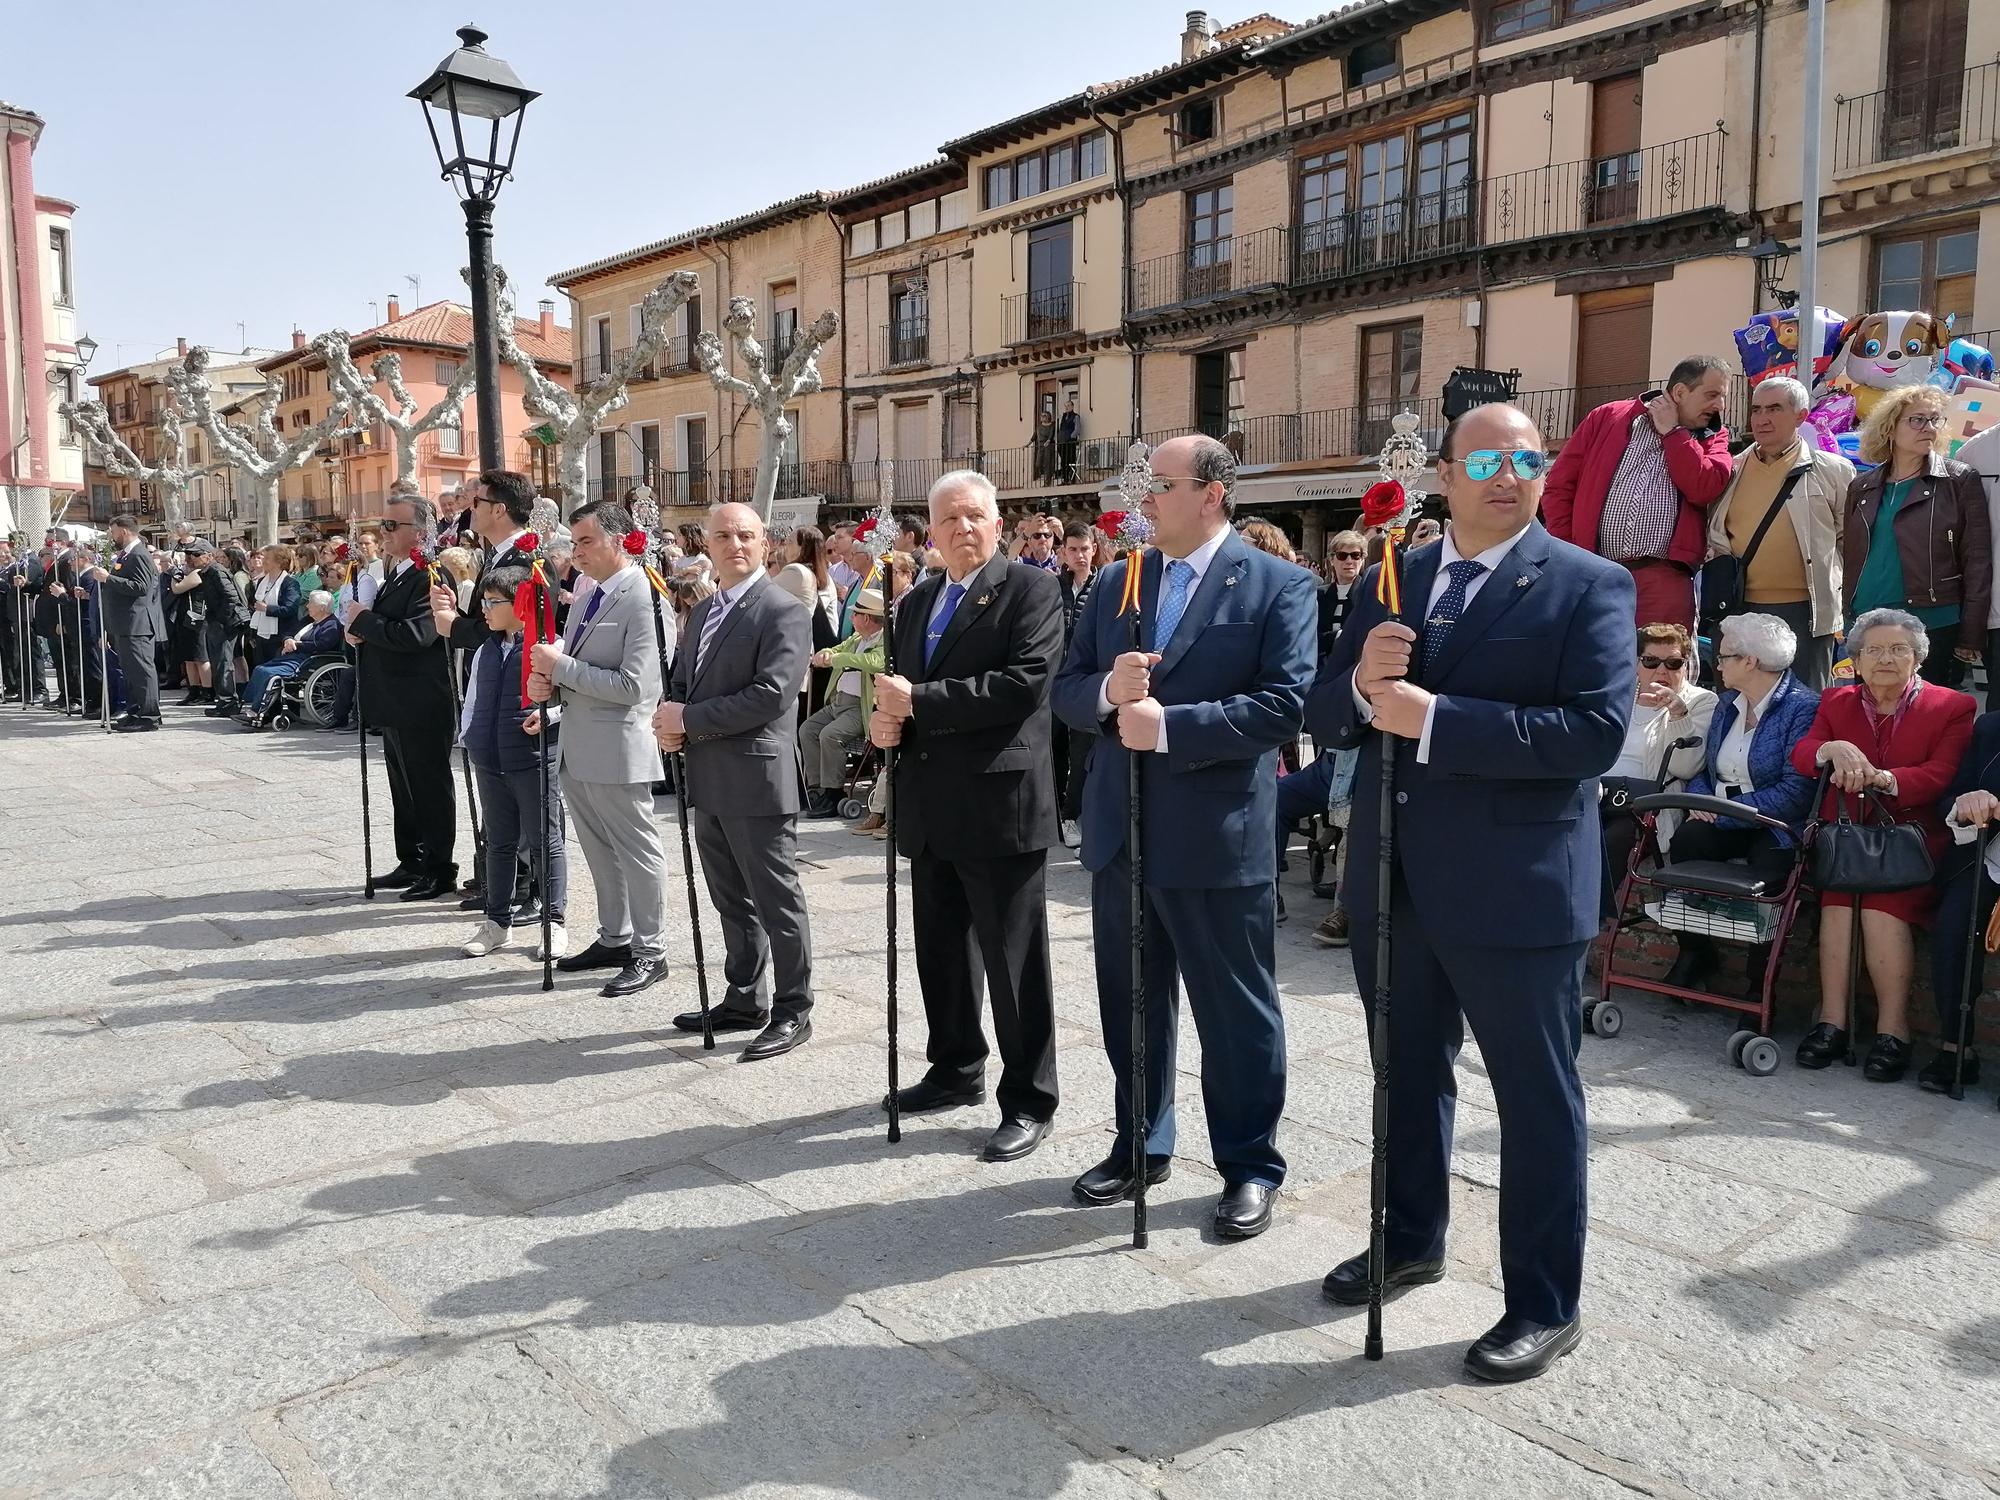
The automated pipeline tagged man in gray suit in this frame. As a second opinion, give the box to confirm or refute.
[654,501,816,1062]
[87,513,164,731]
[527,499,671,999]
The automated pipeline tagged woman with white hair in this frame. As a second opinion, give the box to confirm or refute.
[1790,607,1977,1078]
[1659,612,1822,994]
[1705,375,1854,688]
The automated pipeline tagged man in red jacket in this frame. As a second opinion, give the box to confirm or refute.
[1541,355,1735,631]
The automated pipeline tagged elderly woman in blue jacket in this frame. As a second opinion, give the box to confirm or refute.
[1661,611,1822,993]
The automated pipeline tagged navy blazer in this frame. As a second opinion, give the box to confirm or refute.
[1306,522,1636,949]
[1939,710,2000,882]
[1052,528,1318,889]
[1685,670,1822,845]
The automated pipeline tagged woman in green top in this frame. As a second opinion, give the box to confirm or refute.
[1841,382,1990,687]
[293,541,322,600]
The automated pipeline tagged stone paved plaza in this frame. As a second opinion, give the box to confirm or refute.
[2,706,1999,1499]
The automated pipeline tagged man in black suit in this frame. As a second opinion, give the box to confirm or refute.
[870,470,1065,1163]
[47,529,99,713]
[86,513,164,730]
[0,540,27,701]
[1053,520,1097,846]
[345,487,459,900]
[430,469,543,655]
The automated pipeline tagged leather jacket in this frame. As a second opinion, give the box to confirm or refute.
[1841,452,1991,632]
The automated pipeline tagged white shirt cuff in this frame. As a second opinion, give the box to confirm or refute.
[1154,713,1169,755]
[1416,695,1438,765]
[1952,813,1978,844]
[1096,674,1113,721]
[1351,677,1374,723]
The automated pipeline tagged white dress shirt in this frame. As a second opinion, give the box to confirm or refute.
[1094,524,1232,754]
[1714,679,1780,795]
[1352,523,1525,762]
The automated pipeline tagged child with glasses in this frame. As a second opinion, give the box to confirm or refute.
[458,565,569,961]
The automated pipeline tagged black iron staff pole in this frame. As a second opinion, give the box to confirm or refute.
[95,581,110,731]
[1954,823,1995,1100]
[356,643,376,898]
[436,572,484,889]
[55,579,73,715]
[643,563,711,1047]
[531,569,555,992]
[1126,598,1148,1249]
[881,559,903,1144]
[1364,535,1406,1364]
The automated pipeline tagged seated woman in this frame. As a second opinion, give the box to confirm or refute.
[1601,623,1717,918]
[1660,612,1820,993]
[1929,710,2000,1096]
[240,590,344,714]
[1791,607,1977,1078]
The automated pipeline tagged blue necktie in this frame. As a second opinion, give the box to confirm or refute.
[925,581,966,666]
[1421,560,1486,677]
[569,584,607,649]
[1153,558,1195,650]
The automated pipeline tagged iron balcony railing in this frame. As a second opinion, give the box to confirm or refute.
[1130,226,1290,315]
[1835,60,2000,175]
[579,334,698,385]
[1484,131,1726,246]
[881,317,930,369]
[1003,281,1079,345]
[1292,185,1477,288]
[111,401,137,423]
[767,330,798,369]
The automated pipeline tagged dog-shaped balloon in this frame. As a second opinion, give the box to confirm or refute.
[1817,311,1948,421]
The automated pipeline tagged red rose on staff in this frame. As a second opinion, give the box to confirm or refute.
[622,530,647,556]
[517,531,540,553]
[1095,510,1128,539]
[1358,480,1405,531]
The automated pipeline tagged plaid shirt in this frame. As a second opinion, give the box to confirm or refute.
[1596,415,1679,562]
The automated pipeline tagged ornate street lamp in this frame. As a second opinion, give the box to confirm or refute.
[409,24,538,471]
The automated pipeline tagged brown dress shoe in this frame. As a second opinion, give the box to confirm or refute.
[851,812,885,835]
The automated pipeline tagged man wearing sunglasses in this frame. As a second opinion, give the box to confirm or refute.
[1306,401,1636,1383]
[1542,355,1736,632]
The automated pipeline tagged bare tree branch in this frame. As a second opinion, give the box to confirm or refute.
[175,347,358,545]
[696,295,839,521]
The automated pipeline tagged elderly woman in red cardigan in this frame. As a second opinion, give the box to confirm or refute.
[1791,607,1977,1080]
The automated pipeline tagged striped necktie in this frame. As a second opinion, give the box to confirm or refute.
[697,590,732,671]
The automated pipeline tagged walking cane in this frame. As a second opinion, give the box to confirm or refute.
[1953,823,1994,1100]
[356,646,376,898]
[55,590,73,715]
[637,547,712,1045]
[882,559,904,1142]
[97,614,110,731]
[1357,481,1411,1363]
[1109,495,1156,1250]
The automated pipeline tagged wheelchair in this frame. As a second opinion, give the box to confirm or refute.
[1593,791,1811,1078]
[238,653,347,731]
[837,741,881,819]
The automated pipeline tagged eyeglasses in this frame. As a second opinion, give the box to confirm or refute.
[1333,550,1365,561]
[379,519,408,532]
[1857,643,1916,660]
[478,598,507,611]
[1143,476,1201,495]
[1639,655,1687,671]
[1453,450,1550,483]
[1904,413,1946,431]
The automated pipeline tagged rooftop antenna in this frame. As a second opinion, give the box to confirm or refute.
[369,300,380,326]
[235,322,247,351]
[404,273,422,307]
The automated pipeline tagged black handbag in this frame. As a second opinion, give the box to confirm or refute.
[1699,466,1807,634]
[1809,786,1935,894]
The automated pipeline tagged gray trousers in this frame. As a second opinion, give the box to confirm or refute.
[800,691,863,789]
[1756,599,1836,691]
[692,808,814,1023]
[114,630,160,720]
[562,774,668,961]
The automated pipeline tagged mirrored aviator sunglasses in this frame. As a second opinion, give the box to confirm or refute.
[1459,449,1550,483]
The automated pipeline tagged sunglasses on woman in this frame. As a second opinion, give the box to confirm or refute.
[1639,654,1686,671]
[1333,550,1365,560]
[1452,449,1551,483]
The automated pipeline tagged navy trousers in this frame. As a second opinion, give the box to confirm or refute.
[1091,855,1287,1188]
[1351,872,1589,1326]
[1932,856,1997,1041]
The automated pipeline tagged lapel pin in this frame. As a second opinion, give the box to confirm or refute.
[975,593,992,606]
[1514,577,1529,588]
[1224,575,1239,587]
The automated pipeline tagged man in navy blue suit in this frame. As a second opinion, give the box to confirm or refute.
[1053,433,1318,1239]
[1308,401,1635,1383]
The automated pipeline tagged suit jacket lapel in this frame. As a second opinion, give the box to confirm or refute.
[1422,524,1549,686]
[1394,542,1441,658]
[690,583,751,690]
[1154,531,1248,681]
[923,553,1009,679]
[571,568,633,656]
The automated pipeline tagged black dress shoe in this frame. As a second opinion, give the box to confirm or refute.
[399,869,458,901]
[1863,1033,1912,1082]
[884,1077,986,1114]
[1071,1150,1172,1206]
[1321,1249,1447,1306]
[374,865,417,890]
[1464,1315,1584,1383]
[203,700,239,717]
[458,891,487,911]
[1795,1021,1848,1070]
[980,1114,1051,1162]
[1661,942,1718,990]
[113,717,159,732]
[601,956,669,998]
[741,1015,812,1061]
[557,939,632,973]
[672,1006,765,1034]
[1214,1182,1275,1239]
[1919,1049,1980,1094]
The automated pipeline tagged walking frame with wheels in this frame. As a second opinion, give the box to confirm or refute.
[1595,791,1809,1078]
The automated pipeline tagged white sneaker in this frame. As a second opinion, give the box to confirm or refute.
[462,921,511,957]
[531,923,569,961]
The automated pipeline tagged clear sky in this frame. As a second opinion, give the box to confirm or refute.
[9,0,1218,375]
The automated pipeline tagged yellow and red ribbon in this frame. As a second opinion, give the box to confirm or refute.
[512,559,557,708]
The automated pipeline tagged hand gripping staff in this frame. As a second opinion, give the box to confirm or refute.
[629,501,714,1049]
[1112,442,1158,1250]
[513,557,560,993]
[1356,457,1419,1362]
[856,506,904,1142]
[425,552,484,893]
